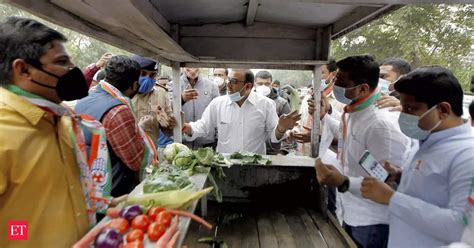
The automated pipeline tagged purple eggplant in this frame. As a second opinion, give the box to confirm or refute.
[119,204,142,222]
[94,227,123,248]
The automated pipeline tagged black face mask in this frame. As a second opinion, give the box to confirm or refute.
[30,65,89,101]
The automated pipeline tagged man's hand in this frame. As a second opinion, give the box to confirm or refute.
[291,130,311,143]
[110,194,128,207]
[375,95,402,112]
[315,158,345,187]
[383,161,402,189]
[182,84,199,102]
[156,106,171,128]
[182,123,192,135]
[307,98,329,120]
[277,110,301,131]
[138,115,155,132]
[95,52,112,68]
[361,177,394,205]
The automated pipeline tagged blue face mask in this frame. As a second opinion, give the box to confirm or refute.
[398,105,442,140]
[333,84,360,104]
[138,76,156,94]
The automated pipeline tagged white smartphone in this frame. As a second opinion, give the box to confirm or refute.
[358,150,389,182]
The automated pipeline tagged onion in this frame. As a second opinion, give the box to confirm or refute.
[120,204,142,222]
[94,228,123,248]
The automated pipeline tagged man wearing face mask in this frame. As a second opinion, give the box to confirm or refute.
[182,69,301,154]
[360,66,474,247]
[314,55,411,248]
[76,55,158,197]
[213,68,229,96]
[0,17,125,247]
[130,55,176,143]
[255,70,291,117]
[172,67,219,149]
[375,57,411,111]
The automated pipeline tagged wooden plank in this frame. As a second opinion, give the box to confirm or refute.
[182,62,318,71]
[311,65,322,158]
[295,208,328,248]
[306,208,348,248]
[246,0,260,26]
[267,0,472,4]
[240,212,259,248]
[270,211,297,248]
[217,206,243,248]
[327,211,358,248]
[180,22,317,40]
[180,37,315,61]
[171,62,182,143]
[285,208,327,248]
[257,212,278,248]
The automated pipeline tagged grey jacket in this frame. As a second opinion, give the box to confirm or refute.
[268,88,291,117]
[181,75,220,149]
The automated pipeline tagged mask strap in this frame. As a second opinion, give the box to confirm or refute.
[31,79,56,89]
[28,62,61,79]
[419,105,438,120]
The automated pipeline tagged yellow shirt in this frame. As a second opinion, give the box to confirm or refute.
[0,88,90,247]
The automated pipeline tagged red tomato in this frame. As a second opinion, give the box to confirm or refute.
[131,215,150,232]
[147,222,166,241]
[126,229,144,243]
[123,240,144,248]
[107,218,129,234]
[155,211,172,227]
[148,207,166,221]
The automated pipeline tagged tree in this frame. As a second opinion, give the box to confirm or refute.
[331,4,474,91]
[0,3,129,69]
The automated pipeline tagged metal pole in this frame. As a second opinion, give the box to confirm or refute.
[172,62,182,143]
[311,65,322,158]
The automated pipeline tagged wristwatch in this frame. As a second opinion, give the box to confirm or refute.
[337,176,350,193]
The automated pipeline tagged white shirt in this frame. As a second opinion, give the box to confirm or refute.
[389,121,474,247]
[187,92,283,154]
[338,105,411,226]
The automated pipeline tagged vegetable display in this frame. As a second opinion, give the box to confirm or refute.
[126,187,213,210]
[143,166,193,194]
[74,204,212,248]
[230,151,272,166]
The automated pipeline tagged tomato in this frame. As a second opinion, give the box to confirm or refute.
[126,229,144,243]
[147,222,166,241]
[131,215,150,232]
[123,240,144,248]
[155,211,172,227]
[106,218,129,234]
[148,207,166,221]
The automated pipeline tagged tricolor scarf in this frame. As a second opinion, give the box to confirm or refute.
[6,85,112,226]
[337,90,381,173]
[99,81,158,179]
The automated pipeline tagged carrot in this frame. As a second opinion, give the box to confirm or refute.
[72,221,108,248]
[166,230,180,248]
[155,217,179,248]
[167,209,212,230]
[106,207,122,218]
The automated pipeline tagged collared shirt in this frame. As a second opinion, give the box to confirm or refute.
[0,88,89,247]
[339,105,411,226]
[388,121,474,247]
[170,75,219,149]
[187,92,283,154]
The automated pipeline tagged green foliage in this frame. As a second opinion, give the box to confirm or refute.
[0,3,129,70]
[331,4,474,91]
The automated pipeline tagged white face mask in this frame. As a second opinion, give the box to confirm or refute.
[213,77,225,87]
[255,85,271,97]
[228,87,246,102]
[333,85,359,104]
[398,105,442,140]
[379,78,391,94]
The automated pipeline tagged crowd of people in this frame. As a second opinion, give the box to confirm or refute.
[1,17,473,248]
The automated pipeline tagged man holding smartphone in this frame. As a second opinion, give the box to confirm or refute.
[360,66,474,247]
[314,55,411,248]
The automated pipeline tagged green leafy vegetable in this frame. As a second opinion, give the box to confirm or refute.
[230,151,272,166]
[143,166,194,193]
[163,143,191,162]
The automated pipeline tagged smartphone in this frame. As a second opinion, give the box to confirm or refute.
[358,150,389,182]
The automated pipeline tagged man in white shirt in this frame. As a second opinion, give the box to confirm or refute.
[314,55,411,248]
[360,66,474,247]
[182,69,300,154]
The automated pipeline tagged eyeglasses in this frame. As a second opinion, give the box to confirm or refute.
[228,78,246,85]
